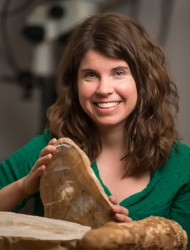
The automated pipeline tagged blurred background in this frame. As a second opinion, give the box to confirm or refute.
[0,0,190,162]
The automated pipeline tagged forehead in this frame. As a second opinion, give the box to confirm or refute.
[78,50,129,70]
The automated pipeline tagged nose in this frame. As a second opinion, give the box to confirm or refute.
[95,77,113,95]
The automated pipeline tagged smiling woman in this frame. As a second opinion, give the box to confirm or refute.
[0,12,190,250]
[77,50,137,129]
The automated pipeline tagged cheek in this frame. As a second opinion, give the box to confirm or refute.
[119,80,137,101]
[78,86,90,111]
[78,83,95,101]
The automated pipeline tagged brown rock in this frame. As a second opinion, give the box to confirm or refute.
[0,211,90,250]
[40,137,115,228]
[0,212,187,250]
[80,216,188,250]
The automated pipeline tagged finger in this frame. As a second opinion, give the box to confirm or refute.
[109,196,118,205]
[32,165,46,178]
[39,138,57,157]
[48,138,57,145]
[111,204,130,217]
[115,213,132,222]
[31,154,52,172]
[40,144,57,157]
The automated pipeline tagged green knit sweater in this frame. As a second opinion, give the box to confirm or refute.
[0,129,190,249]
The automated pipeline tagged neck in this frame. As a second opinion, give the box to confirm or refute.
[96,125,127,178]
[98,125,126,152]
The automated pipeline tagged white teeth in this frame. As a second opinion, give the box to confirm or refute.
[96,102,119,108]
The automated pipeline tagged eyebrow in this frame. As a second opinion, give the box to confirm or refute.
[79,65,130,73]
[111,66,130,71]
[79,68,96,73]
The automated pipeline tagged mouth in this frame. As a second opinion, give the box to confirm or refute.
[95,101,120,109]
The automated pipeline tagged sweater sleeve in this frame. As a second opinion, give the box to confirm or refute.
[170,180,190,250]
[0,131,51,212]
[168,142,190,250]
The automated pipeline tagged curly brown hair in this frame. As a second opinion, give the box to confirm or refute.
[47,12,179,175]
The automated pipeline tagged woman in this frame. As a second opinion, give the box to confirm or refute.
[0,12,189,247]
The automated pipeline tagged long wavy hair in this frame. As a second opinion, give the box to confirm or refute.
[47,12,179,175]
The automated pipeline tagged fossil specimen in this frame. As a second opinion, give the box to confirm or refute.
[0,212,187,250]
[40,137,115,228]
[80,216,188,250]
[0,211,90,250]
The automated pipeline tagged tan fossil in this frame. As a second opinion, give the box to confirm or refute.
[40,137,115,228]
[80,216,188,250]
[0,212,187,250]
[0,211,90,250]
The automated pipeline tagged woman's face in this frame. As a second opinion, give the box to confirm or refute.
[77,50,137,130]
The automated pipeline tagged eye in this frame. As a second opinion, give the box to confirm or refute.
[85,71,95,77]
[84,71,97,80]
[114,69,126,77]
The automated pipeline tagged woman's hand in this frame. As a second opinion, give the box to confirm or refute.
[21,138,57,196]
[109,196,132,222]
[0,138,58,211]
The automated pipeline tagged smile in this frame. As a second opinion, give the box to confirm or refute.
[95,102,120,108]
